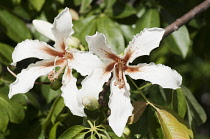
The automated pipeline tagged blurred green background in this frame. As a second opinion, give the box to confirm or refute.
[0,0,210,138]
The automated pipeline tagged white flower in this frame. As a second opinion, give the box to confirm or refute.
[78,28,182,136]
[9,8,102,117]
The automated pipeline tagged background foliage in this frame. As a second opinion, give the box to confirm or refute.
[0,0,210,138]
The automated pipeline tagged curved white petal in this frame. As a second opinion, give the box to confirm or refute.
[11,40,62,66]
[125,63,182,89]
[61,67,86,117]
[32,20,55,41]
[124,28,165,63]
[86,32,119,63]
[68,51,103,76]
[108,73,133,137]
[9,60,56,98]
[52,8,74,52]
[78,67,112,106]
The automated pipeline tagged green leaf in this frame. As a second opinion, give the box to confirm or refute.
[41,83,61,104]
[58,125,86,139]
[73,132,87,139]
[127,101,147,124]
[73,0,81,6]
[97,16,125,54]
[136,8,160,33]
[179,86,207,126]
[73,16,96,48]
[163,26,191,58]
[156,108,192,139]
[0,134,5,139]
[0,88,25,123]
[42,96,64,133]
[171,90,187,118]
[80,0,93,13]
[0,104,9,133]
[87,135,97,139]
[29,0,45,11]
[0,43,13,65]
[49,122,60,139]
[0,9,32,43]
[119,24,135,42]
[105,1,136,19]
[104,0,116,9]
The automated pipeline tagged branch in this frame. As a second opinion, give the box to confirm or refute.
[163,0,210,37]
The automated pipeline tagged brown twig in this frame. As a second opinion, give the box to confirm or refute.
[163,0,210,38]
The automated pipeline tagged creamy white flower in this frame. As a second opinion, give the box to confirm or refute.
[78,29,182,136]
[9,8,102,117]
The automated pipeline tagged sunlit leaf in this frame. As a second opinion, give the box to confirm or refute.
[80,0,93,13]
[155,107,192,139]
[29,0,45,11]
[179,85,207,126]
[127,101,147,124]
[0,9,32,42]
[58,125,86,139]
[73,16,96,48]
[136,8,160,33]
[164,26,191,58]
[97,16,125,54]
[0,43,13,65]
[119,24,135,42]
[73,132,87,139]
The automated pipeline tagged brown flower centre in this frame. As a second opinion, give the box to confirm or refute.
[114,59,126,89]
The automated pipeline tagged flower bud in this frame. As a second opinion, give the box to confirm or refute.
[82,97,99,111]
[67,37,81,49]
[123,126,131,136]
[50,80,62,91]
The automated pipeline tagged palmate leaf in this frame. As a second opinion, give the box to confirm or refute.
[155,108,193,139]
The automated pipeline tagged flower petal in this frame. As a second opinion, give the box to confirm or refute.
[108,73,133,137]
[11,40,63,66]
[68,51,103,76]
[52,8,74,52]
[9,60,57,98]
[86,32,119,62]
[125,63,182,89]
[78,67,112,106]
[61,66,86,117]
[32,20,55,41]
[123,28,165,63]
